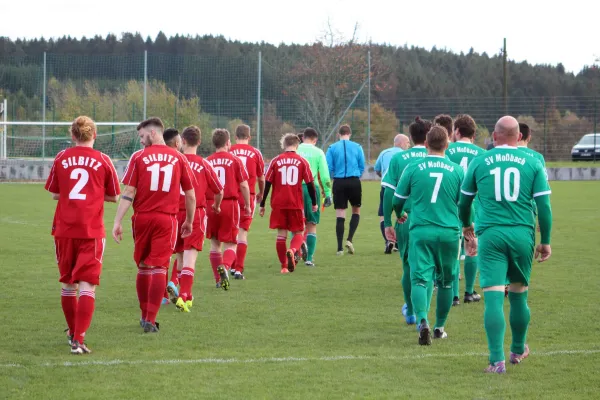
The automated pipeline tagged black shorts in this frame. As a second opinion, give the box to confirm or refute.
[332,177,362,210]
[377,186,384,217]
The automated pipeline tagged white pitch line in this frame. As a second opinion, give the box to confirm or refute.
[1,349,599,369]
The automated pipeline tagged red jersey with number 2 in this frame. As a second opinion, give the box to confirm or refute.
[265,151,314,210]
[230,144,265,195]
[45,146,121,238]
[206,151,249,200]
[178,154,223,210]
[122,144,194,214]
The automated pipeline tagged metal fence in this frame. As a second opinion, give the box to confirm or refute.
[0,51,598,162]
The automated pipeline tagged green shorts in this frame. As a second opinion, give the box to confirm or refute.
[395,215,410,266]
[409,226,461,288]
[478,226,535,288]
[303,184,321,225]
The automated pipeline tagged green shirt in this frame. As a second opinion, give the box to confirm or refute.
[460,145,551,234]
[518,146,547,181]
[381,146,428,212]
[298,143,332,196]
[395,155,464,231]
[447,141,486,171]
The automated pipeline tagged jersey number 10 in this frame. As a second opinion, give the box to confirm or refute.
[490,167,520,202]
[279,165,299,185]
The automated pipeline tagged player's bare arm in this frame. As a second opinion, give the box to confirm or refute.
[51,193,59,200]
[213,191,223,214]
[104,195,118,203]
[181,188,196,238]
[112,185,136,244]
[240,180,252,216]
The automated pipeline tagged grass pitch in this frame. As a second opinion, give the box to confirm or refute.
[1,181,599,399]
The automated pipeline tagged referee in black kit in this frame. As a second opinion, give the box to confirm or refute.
[325,124,365,255]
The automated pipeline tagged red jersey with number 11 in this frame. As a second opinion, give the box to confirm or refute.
[265,151,314,210]
[122,144,194,214]
[45,146,121,238]
[206,151,249,200]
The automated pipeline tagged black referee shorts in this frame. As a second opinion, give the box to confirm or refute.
[332,177,362,210]
[377,186,384,217]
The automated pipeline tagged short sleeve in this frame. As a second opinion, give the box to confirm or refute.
[255,150,265,177]
[265,158,276,183]
[204,159,224,194]
[381,156,399,190]
[101,153,121,196]
[122,151,140,188]
[179,155,194,192]
[532,161,551,198]
[374,152,383,172]
[394,163,413,199]
[45,155,61,194]
[461,158,478,197]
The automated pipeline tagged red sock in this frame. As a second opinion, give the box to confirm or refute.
[179,267,195,301]
[223,248,236,269]
[209,251,222,283]
[74,290,95,344]
[170,259,179,285]
[136,268,152,320]
[146,268,167,324]
[61,288,77,335]
[236,241,248,273]
[276,236,287,265]
[290,233,304,254]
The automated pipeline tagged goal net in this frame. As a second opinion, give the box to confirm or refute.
[0,122,140,161]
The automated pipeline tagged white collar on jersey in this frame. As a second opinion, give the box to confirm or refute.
[495,145,518,149]
[412,145,426,148]
[427,155,445,158]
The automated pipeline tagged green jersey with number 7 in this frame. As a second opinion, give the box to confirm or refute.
[460,145,551,234]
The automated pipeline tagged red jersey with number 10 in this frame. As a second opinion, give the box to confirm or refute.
[206,151,249,200]
[265,151,314,210]
[122,144,194,214]
[45,146,121,238]
[230,144,265,195]
[178,154,223,210]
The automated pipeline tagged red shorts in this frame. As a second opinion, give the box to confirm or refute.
[54,237,105,285]
[206,199,240,244]
[269,208,305,232]
[238,197,257,231]
[174,207,206,253]
[132,212,178,268]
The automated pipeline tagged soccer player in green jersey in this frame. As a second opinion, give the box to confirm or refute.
[382,117,432,325]
[393,125,464,345]
[297,128,332,266]
[447,114,486,305]
[459,116,552,374]
[518,123,546,168]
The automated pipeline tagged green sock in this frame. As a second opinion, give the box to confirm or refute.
[464,256,478,294]
[426,280,434,311]
[410,283,428,324]
[508,291,530,355]
[402,261,413,316]
[484,291,506,364]
[452,259,460,298]
[306,233,317,261]
[435,286,453,328]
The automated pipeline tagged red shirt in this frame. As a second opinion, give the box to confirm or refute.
[206,151,249,200]
[230,144,265,195]
[45,146,120,238]
[122,144,194,214]
[265,151,314,210]
[178,154,223,210]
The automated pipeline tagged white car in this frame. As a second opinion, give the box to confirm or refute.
[571,133,600,161]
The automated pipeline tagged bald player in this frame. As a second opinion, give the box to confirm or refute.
[459,116,552,374]
[375,134,410,253]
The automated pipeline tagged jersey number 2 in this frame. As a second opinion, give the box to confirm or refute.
[69,168,89,200]
[147,163,173,192]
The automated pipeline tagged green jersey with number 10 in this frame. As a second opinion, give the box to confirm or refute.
[461,145,551,234]
[395,155,464,231]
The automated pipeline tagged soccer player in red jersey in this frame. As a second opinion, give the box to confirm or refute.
[171,126,223,311]
[112,117,196,333]
[206,129,252,290]
[45,116,121,354]
[229,124,265,279]
[259,133,318,273]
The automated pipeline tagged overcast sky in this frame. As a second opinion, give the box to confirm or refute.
[4,0,597,74]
